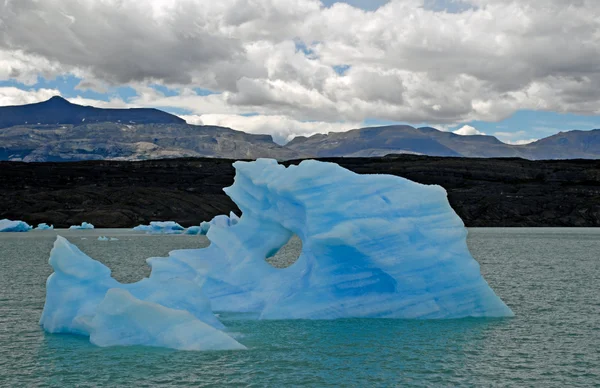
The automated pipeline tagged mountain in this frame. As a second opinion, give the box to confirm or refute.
[286,125,600,160]
[0,97,304,161]
[0,96,185,128]
[2,97,600,161]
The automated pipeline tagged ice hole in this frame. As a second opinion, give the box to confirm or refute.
[265,234,302,269]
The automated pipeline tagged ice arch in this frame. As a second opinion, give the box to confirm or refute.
[158,159,513,319]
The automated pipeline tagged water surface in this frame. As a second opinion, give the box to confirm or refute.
[0,228,598,386]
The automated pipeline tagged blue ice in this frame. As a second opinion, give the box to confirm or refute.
[0,219,32,232]
[41,159,513,352]
[40,236,244,351]
[69,222,94,230]
[36,223,54,230]
[133,221,185,234]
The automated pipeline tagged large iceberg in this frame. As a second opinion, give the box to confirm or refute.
[40,236,245,351]
[41,159,512,351]
[133,221,185,234]
[158,159,513,319]
[0,219,32,232]
[69,222,94,230]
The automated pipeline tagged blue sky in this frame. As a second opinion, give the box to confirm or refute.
[1,0,599,144]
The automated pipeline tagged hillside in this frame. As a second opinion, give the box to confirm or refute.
[1,156,598,228]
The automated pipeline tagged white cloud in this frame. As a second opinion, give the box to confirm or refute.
[453,125,484,136]
[493,131,538,145]
[181,114,360,144]
[0,87,61,106]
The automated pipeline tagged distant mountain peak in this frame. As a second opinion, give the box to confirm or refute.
[0,96,185,129]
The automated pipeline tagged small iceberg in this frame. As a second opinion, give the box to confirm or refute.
[35,223,54,230]
[0,219,32,232]
[98,236,119,241]
[69,222,95,230]
[133,221,185,234]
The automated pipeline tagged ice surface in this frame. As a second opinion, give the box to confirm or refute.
[133,221,185,234]
[185,226,202,235]
[0,219,32,232]
[196,212,240,235]
[90,289,245,351]
[160,159,513,319]
[35,223,54,230]
[40,236,244,350]
[69,222,94,230]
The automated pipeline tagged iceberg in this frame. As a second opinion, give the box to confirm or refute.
[160,159,513,319]
[98,236,109,241]
[35,223,54,230]
[40,236,244,351]
[41,159,512,351]
[69,222,94,230]
[133,221,185,234]
[0,219,32,232]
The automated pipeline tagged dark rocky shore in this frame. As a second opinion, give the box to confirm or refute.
[1,155,599,227]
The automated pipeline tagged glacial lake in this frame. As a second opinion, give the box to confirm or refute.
[0,228,599,387]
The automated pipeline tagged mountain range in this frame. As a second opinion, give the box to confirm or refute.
[1,96,599,161]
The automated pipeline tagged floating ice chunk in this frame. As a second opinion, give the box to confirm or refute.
[133,221,185,234]
[98,236,109,241]
[40,236,243,350]
[164,159,513,319]
[90,289,245,351]
[35,223,54,230]
[185,226,202,235]
[69,222,94,230]
[0,219,32,232]
[110,237,119,241]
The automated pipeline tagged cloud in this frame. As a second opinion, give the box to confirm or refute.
[0,86,61,106]
[181,113,360,144]
[1,0,600,140]
[493,131,538,145]
[453,125,484,136]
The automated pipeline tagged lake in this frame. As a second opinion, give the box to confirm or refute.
[0,228,598,386]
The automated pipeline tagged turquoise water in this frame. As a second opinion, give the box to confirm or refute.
[0,228,599,386]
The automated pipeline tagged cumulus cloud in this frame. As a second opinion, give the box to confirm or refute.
[493,131,538,145]
[1,0,600,140]
[181,113,360,144]
[453,125,485,136]
[0,86,61,106]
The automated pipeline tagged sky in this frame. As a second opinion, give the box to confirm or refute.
[1,0,600,145]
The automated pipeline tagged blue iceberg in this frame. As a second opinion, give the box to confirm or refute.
[133,221,185,234]
[40,236,244,351]
[41,159,512,351]
[0,219,32,232]
[69,222,94,230]
[160,159,513,319]
[35,223,54,230]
